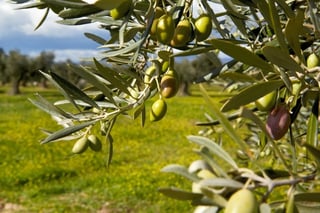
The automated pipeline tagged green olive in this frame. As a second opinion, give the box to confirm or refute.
[156,14,175,44]
[110,0,131,20]
[150,99,167,122]
[170,19,193,47]
[255,91,277,111]
[194,14,212,42]
[307,53,319,68]
[150,7,165,40]
[88,135,102,152]
[72,136,89,154]
[266,104,291,140]
[225,189,259,213]
[160,71,179,98]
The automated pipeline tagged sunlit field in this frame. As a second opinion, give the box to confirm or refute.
[0,85,227,212]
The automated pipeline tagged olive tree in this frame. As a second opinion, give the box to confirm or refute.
[11,0,320,212]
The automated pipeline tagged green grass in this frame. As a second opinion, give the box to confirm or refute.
[0,86,225,212]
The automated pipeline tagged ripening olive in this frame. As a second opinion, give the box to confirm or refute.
[266,104,291,140]
[150,99,167,122]
[88,134,102,152]
[160,71,179,98]
[307,53,319,68]
[110,0,131,20]
[72,136,89,154]
[170,19,193,47]
[156,14,175,44]
[255,91,277,111]
[225,189,259,213]
[194,14,212,42]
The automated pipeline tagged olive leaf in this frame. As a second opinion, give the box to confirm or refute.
[93,58,131,96]
[268,0,288,54]
[221,80,284,112]
[29,93,73,119]
[307,97,319,147]
[158,187,203,201]
[209,39,274,74]
[198,178,244,189]
[41,119,98,144]
[50,71,100,109]
[194,147,229,178]
[262,46,303,74]
[199,84,251,156]
[303,143,320,170]
[161,164,201,182]
[69,64,115,104]
[294,192,320,212]
[285,9,305,63]
[188,135,238,170]
[58,6,102,19]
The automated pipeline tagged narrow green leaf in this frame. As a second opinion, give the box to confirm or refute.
[158,187,203,201]
[34,7,49,30]
[285,9,305,63]
[101,39,144,58]
[268,0,289,54]
[275,0,294,18]
[195,147,229,178]
[303,143,320,170]
[29,94,73,119]
[188,135,238,170]
[199,84,251,156]
[294,192,320,212]
[295,193,320,203]
[93,58,131,95]
[199,178,244,189]
[307,97,319,147]
[69,64,115,104]
[209,39,274,74]
[262,46,303,73]
[219,72,256,83]
[50,71,100,109]
[57,19,92,26]
[106,134,113,168]
[199,188,227,207]
[58,6,102,19]
[161,164,200,182]
[221,80,284,112]
[40,71,80,111]
[41,120,97,144]
[43,0,88,8]
[84,32,106,45]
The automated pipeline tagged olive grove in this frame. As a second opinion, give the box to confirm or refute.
[10,0,320,212]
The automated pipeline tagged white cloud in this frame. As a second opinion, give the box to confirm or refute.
[28,48,100,62]
[0,1,99,38]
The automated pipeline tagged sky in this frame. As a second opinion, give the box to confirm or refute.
[0,0,103,62]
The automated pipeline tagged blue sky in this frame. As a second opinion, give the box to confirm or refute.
[0,0,103,62]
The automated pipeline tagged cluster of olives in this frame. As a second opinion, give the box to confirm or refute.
[150,7,212,47]
[149,64,179,122]
[72,134,102,154]
[257,52,320,140]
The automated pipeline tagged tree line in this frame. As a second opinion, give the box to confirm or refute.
[0,48,84,95]
[0,47,221,96]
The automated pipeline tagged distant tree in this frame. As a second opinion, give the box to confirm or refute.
[175,53,221,96]
[0,48,8,85]
[34,51,55,88]
[5,50,29,95]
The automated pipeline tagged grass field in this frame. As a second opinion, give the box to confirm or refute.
[0,86,227,212]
